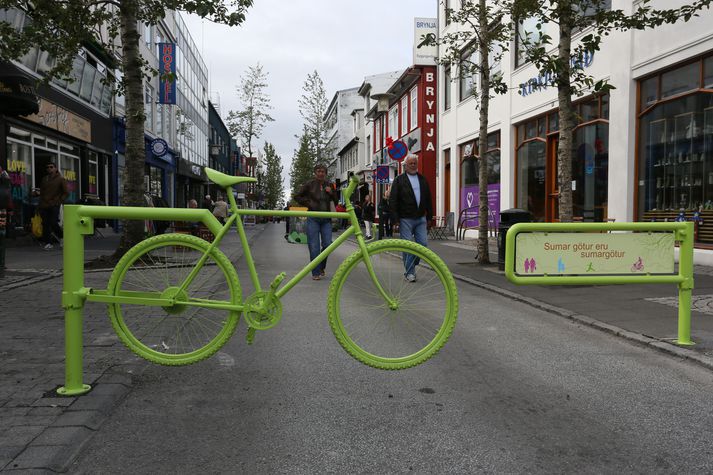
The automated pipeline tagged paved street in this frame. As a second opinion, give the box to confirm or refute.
[2,223,713,472]
[68,224,713,473]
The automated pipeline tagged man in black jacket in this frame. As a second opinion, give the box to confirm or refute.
[389,154,432,282]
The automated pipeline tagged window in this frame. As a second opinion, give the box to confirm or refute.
[661,62,699,99]
[573,0,612,32]
[401,96,409,136]
[444,66,452,111]
[145,85,154,130]
[705,56,713,89]
[145,24,153,48]
[388,105,398,140]
[410,87,418,130]
[374,119,380,152]
[157,103,163,136]
[515,16,541,68]
[459,45,477,101]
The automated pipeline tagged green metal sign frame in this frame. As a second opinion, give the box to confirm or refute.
[504,221,694,346]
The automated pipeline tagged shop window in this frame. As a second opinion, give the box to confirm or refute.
[638,91,713,242]
[705,56,713,89]
[60,154,79,204]
[5,140,33,229]
[641,77,658,111]
[516,141,546,221]
[601,94,610,120]
[573,123,609,221]
[461,155,477,187]
[661,62,699,99]
[87,156,98,196]
[580,98,599,122]
[548,112,559,133]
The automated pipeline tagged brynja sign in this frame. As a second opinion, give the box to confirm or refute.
[423,69,436,155]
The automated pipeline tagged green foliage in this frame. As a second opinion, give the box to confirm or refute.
[290,128,315,199]
[262,142,284,209]
[226,63,274,159]
[297,70,332,165]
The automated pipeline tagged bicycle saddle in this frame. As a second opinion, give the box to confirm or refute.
[205,167,257,188]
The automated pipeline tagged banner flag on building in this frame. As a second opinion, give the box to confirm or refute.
[158,43,176,104]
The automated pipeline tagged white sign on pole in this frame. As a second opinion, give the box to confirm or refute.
[413,18,437,66]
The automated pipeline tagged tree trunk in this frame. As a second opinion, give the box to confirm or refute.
[114,0,146,258]
[476,0,491,264]
[557,2,575,223]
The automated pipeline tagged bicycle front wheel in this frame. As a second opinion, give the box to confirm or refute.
[328,239,458,370]
[107,233,241,365]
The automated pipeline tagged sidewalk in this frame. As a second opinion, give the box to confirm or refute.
[427,235,713,367]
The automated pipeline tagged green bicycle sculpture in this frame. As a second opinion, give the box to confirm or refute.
[59,169,458,394]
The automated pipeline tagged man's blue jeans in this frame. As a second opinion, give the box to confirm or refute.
[399,216,428,276]
[306,217,333,277]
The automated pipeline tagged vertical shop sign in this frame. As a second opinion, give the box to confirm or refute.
[158,43,176,105]
[423,69,436,154]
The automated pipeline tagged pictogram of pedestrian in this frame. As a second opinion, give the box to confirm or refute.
[586,262,595,272]
[557,256,565,273]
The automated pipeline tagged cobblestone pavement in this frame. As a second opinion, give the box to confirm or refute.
[0,224,266,472]
[645,294,713,315]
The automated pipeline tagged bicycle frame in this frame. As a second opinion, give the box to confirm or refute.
[58,176,390,395]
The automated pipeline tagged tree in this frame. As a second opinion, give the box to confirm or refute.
[0,0,253,258]
[290,127,315,199]
[425,0,511,263]
[226,62,274,160]
[298,70,332,165]
[513,0,712,222]
[262,142,284,209]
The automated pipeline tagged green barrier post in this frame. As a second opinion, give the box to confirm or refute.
[58,205,92,396]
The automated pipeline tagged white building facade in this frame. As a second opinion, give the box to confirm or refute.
[437,0,713,261]
[324,87,362,182]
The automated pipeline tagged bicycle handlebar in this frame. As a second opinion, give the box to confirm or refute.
[342,176,359,203]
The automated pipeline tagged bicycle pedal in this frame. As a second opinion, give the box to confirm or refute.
[246,327,256,345]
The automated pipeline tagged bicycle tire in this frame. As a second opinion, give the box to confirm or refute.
[328,239,458,370]
[107,233,241,365]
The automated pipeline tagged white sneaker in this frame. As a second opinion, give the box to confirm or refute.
[405,273,417,282]
[43,243,54,250]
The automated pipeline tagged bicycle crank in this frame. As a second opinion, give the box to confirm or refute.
[243,291,283,330]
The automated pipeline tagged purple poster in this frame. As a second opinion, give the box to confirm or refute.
[460,184,500,229]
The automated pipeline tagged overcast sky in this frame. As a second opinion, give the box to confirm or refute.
[183,0,436,179]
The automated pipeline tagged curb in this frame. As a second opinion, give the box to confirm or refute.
[448,270,713,372]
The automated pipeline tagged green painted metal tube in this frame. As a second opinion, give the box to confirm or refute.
[57,206,91,396]
[677,222,695,345]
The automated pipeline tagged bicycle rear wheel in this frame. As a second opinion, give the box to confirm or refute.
[328,239,458,370]
[107,233,241,365]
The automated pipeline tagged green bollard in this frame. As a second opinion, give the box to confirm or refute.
[57,205,91,396]
[676,222,695,346]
